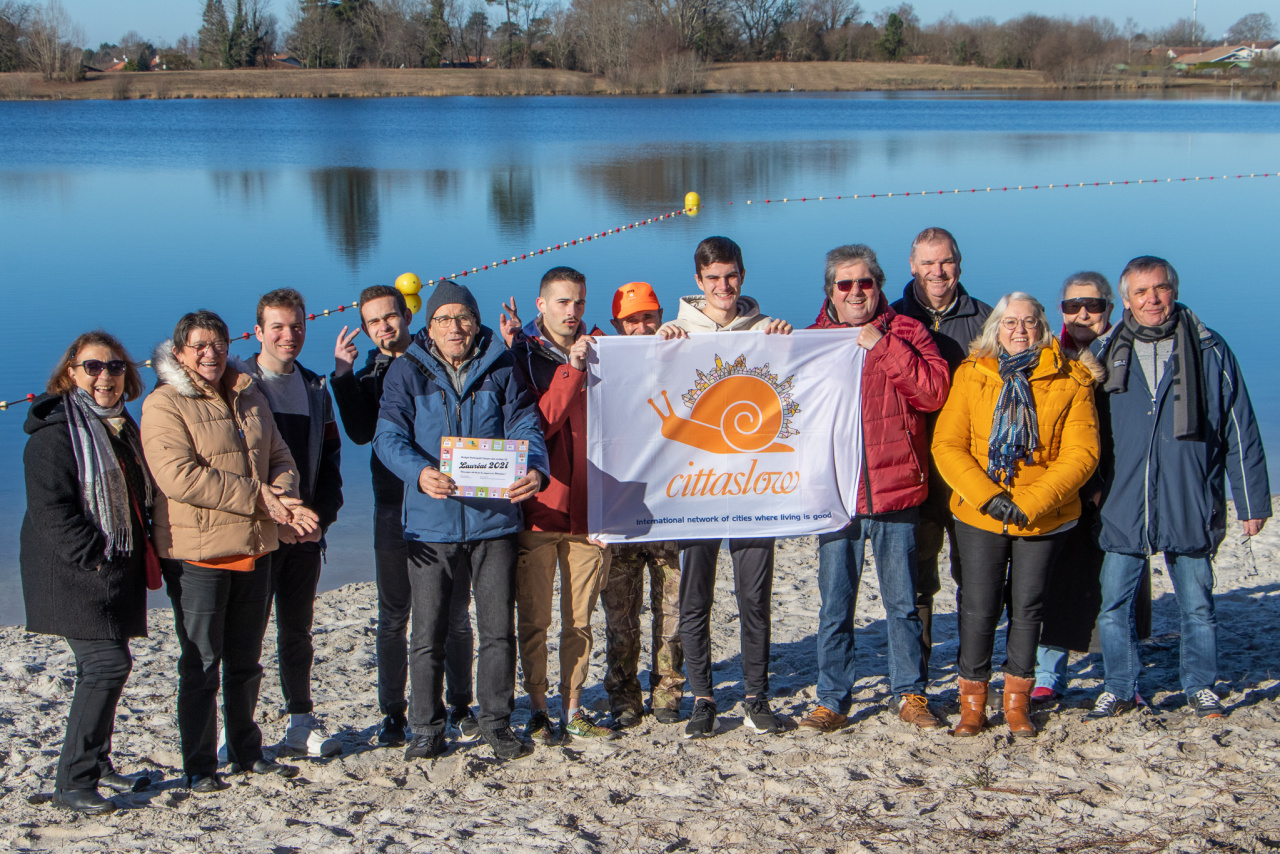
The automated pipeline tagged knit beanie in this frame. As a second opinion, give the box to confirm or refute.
[423,280,481,326]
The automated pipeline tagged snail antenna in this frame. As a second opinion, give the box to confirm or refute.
[647,389,675,419]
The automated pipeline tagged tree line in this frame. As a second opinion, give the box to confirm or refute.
[1,0,1275,87]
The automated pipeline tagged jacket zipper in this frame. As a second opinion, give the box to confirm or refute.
[860,433,874,516]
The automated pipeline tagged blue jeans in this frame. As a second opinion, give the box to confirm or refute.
[1098,550,1216,699]
[1034,645,1069,693]
[815,507,926,713]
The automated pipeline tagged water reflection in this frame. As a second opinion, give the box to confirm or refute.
[211,170,274,204]
[488,166,536,238]
[311,167,380,265]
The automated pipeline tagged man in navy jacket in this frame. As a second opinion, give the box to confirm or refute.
[374,281,548,762]
[1089,256,1270,720]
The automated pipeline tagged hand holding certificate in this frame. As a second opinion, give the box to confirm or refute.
[433,437,541,502]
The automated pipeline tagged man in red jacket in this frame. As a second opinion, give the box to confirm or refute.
[801,243,951,734]
[501,267,617,744]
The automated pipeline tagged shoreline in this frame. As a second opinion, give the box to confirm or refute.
[1,63,1267,101]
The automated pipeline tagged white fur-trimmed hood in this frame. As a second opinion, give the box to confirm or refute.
[152,340,252,399]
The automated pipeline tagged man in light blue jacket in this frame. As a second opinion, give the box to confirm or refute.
[1089,256,1270,720]
[375,281,548,762]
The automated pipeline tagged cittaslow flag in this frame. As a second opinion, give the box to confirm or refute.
[587,330,865,542]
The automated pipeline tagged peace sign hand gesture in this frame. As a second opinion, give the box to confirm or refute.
[334,325,361,377]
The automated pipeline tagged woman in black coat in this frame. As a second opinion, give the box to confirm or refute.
[20,331,154,814]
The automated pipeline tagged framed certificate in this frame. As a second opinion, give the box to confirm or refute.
[439,436,530,498]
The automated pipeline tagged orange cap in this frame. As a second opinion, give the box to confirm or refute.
[612,281,662,319]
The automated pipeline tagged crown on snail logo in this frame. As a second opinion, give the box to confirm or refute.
[683,354,800,438]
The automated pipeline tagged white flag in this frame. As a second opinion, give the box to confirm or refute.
[587,329,864,542]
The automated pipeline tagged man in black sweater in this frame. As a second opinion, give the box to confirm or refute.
[331,285,477,746]
[889,227,992,678]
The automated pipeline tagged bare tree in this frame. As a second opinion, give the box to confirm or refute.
[1227,13,1274,43]
[0,1,33,72]
[726,0,785,57]
[25,0,83,80]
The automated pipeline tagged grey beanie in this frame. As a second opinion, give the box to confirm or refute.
[423,280,481,326]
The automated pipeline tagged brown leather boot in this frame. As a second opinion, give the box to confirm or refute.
[951,678,988,737]
[1003,675,1036,737]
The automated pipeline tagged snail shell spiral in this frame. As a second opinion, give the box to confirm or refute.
[691,376,784,452]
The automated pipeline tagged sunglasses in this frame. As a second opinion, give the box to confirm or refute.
[1061,298,1107,314]
[74,359,128,377]
[835,277,877,293]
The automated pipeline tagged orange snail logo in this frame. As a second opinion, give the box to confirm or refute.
[648,354,799,454]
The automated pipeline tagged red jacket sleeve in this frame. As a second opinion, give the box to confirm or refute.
[874,317,951,414]
[538,363,585,439]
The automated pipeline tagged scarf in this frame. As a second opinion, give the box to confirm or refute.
[987,347,1041,487]
[1099,303,1204,441]
[65,389,150,558]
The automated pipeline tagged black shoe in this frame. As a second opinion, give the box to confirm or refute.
[52,789,116,814]
[523,709,562,745]
[448,706,481,743]
[227,759,299,778]
[653,706,683,725]
[482,726,534,762]
[403,732,447,760]
[100,771,152,793]
[1189,689,1226,718]
[742,696,781,734]
[187,773,229,794]
[614,708,641,729]
[684,699,718,739]
[378,713,408,746]
[1086,692,1135,719]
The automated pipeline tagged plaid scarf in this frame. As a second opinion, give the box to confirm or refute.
[987,347,1041,487]
[65,389,149,558]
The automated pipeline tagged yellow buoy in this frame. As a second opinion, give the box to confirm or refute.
[395,272,422,295]
[684,191,701,216]
[404,293,422,315]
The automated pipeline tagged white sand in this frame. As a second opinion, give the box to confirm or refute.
[2,509,1279,853]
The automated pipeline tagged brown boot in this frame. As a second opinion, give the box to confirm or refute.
[951,678,988,737]
[1002,675,1036,737]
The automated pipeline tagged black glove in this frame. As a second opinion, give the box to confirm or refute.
[983,493,1029,528]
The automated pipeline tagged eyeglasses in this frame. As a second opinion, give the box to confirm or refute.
[74,359,128,377]
[431,314,476,329]
[1061,298,1107,314]
[185,340,229,354]
[1000,317,1040,331]
[834,278,877,293]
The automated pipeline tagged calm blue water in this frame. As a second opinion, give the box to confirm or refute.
[2,92,1278,625]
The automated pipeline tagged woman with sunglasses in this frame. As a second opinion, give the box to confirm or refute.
[21,332,154,814]
[932,293,1099,737]
[141,310,318,793]
[1031,273,1152,704]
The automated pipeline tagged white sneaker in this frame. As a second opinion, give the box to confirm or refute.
[280,714,342,757]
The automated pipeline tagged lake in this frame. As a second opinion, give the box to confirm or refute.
[2,91,1278,626]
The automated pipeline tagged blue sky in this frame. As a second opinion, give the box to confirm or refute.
[60,0,1269,49]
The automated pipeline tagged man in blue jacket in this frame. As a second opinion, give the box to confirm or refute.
[1089,256,1270,720]
[374,281,548,762]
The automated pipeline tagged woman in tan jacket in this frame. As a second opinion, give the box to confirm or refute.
[141,310,318,793]
[932,292,1099,738]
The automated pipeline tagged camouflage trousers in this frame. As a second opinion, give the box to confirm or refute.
[601,542,685,715]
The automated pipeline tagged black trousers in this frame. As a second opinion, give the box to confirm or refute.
[678,538,774,700]
[954,520,1066,681]
[375,504,474,716]
[406,535,517,736]
[164,558,272,777]
[914,480,962,676]
[268,541,322,715]
[56,638,133,791]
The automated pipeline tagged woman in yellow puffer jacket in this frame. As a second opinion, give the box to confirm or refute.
[932,292,1099,739]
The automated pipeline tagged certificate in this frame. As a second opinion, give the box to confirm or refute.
[439,436,529,498]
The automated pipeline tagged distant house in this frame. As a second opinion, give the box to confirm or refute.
[268,53,303,69]
[441,56,493,68]
[103,60,126,72]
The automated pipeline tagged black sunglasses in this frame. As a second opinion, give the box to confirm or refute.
[835,277,877,293]
[74,359,128,377]
[1061,298,1107,314]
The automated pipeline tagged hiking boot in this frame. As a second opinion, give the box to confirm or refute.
[684,699,717,739]
[613,708,641,729]
[742,696,781,734]
[1087,692,1134,719]
[447,706,481,743]
[797,705,849,734]
[653,706,683,725]
[403,732,447,761]
[227,759,300,778]
[1189,689,1225,718]
[565,709,620,740]
[482,727,534,762]
[893,694,942,729]
[523,710,562,746]
[280,714,342,758]
[377,713,408,746]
